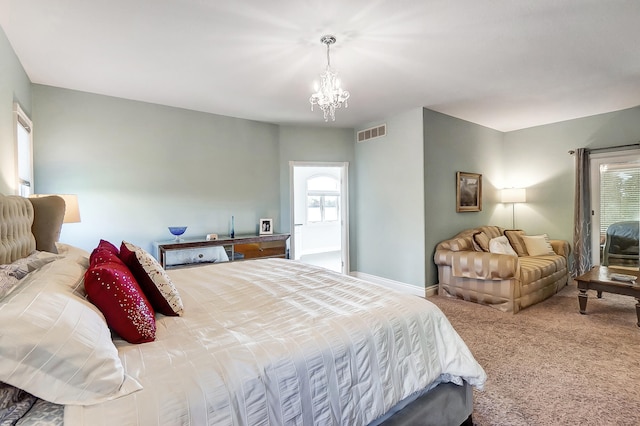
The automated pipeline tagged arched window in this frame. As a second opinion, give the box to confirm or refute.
[306,175,340,223]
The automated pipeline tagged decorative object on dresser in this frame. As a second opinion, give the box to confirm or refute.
[155,233,290,269]
[434,225,571,313]
[259,217,273,235]
[167,226,187,241]
[456,171,482,212]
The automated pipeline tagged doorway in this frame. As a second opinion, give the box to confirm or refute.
[290,162,349,274]
[590,150,640,267]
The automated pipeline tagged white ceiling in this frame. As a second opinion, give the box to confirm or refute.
[1,0,640,132]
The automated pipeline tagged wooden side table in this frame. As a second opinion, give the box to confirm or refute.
[575,266,640,327]
[155,233,290,269]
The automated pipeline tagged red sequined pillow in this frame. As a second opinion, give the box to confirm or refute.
[89,239,121,266]
[119,241,184,316]
[84,254,156,344]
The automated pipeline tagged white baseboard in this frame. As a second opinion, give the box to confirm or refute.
[350,271,437,297]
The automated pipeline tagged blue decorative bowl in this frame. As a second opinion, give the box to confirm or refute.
[168,226,187,241]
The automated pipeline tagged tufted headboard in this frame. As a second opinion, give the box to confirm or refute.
[0,194,66,264]
[0,194,37,264]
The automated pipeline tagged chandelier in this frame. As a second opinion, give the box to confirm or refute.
[309,35,350,121]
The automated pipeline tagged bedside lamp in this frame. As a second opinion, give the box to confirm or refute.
[501,188,526,229]
[30,194,81,223]
[59,194,81,223]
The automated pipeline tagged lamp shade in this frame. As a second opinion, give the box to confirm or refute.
[31,194,81,223]
[501,188,526,203]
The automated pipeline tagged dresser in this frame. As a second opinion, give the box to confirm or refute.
[155,233,290,269]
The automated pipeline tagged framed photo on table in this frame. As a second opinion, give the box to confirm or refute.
[259,218,273,235]
[456,172,482,212]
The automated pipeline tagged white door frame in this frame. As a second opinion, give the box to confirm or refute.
[589,150,640,265]
[289,161,349,274]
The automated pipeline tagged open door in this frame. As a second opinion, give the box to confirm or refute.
[290,162,349,274]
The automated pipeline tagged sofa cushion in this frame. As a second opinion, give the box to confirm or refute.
[449,251,519,280]
[489,236,518,256]
[504,230,528,256]
[522,234,555,256]
[478,226,504,240]
[472,232,490,252]
[519,255,566,284]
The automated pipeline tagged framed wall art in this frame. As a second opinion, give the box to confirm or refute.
[259,218,273,235]
[456,171,482,212]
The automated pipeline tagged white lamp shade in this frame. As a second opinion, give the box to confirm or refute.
[501,188,526,203]
[30,194,81,223]
[60,194,81,223]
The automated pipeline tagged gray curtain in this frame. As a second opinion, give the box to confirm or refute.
[572,148,592,277]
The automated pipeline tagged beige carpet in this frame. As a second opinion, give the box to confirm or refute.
[429,283,640,426]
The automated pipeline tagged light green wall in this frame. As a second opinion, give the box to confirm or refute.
[6,23,640,289]
[277,125,356,267]
[32,85,281,253]
[423,109,504,286]
[355,108,425,287]
[503,107,640,245]
[31,86,357,257]
[0,26,32,194]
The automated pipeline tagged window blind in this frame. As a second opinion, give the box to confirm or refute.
[599,164,640,236]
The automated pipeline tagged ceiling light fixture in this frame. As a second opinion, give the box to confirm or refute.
[309,35,350,121]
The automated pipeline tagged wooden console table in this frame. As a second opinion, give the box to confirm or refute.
[575,266,640,327]
[155,233,290,269]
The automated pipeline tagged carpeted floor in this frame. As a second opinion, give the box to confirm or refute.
[429,283,640,426]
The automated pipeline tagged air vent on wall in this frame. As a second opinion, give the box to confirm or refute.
[357,124,386,143]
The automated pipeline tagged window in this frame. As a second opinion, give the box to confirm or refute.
[590,150,640,265]
[306,175,340,223]
[14,103,33,197]
[599,163,640,236]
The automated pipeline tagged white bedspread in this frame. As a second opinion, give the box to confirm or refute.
[65,259,485,425]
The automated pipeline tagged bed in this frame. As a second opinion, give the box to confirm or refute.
[0,193,486,425]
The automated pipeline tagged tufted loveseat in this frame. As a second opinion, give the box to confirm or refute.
[434,226,570,313]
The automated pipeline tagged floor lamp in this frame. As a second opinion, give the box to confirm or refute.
[501,188,526,229]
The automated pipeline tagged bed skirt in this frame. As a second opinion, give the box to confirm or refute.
[376,381,472,426]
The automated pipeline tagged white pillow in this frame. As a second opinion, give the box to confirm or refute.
[55,242,91,268]
[0,272,19,301]
[0,256,142,405]
[0,251,60,299]
[489,235,518,256]
[522,234,555,256]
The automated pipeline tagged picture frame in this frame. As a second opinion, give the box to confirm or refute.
[259,218,273,235]
[456,171,482,212]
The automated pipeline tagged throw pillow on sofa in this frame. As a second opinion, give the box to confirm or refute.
[504,230,528,256]
[522,234,555,256]
[489,236,518,256]
[472,232,490,252]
